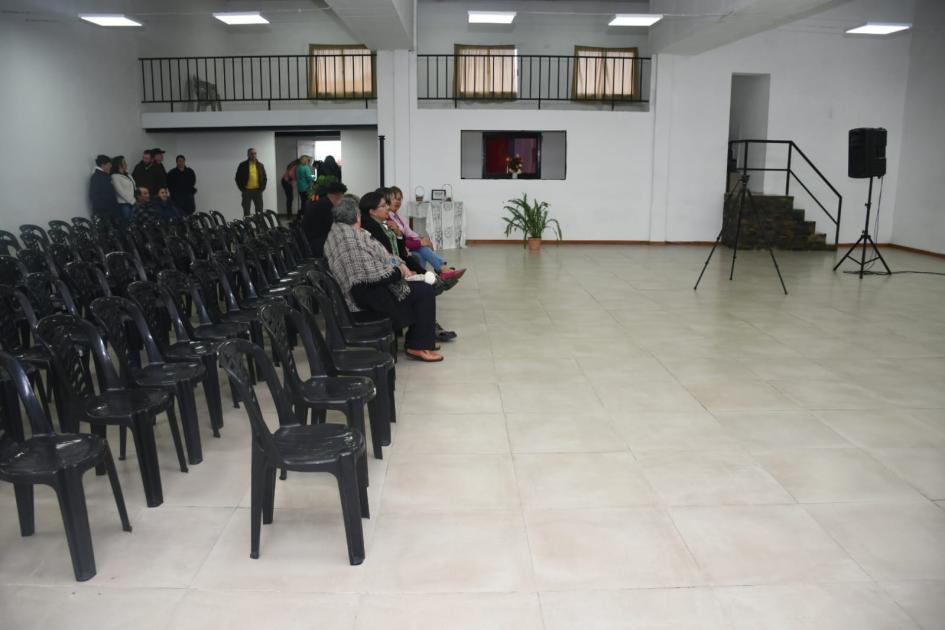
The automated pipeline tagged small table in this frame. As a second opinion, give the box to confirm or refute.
[406,201,466,250]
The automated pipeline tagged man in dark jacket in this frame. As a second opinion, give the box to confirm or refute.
[301,181,347,257]
[131,149,153,193]
[89,154,119,221]
[148,148,168,196]
[166,154,197,214]
[234,147,267,215]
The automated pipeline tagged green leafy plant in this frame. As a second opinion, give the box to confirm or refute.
[502,193,562,247]
[312,174,339,198]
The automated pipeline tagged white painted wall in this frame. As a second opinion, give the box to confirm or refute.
[156,132,278,219]
[892,0,945,254]
[0,18,152,228]
[410,108,654,240]
[651,15,913,243]
[339,128,380,195]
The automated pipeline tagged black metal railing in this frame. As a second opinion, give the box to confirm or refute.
[139,54,377,110]
[417,54,651,109]
[729,139,843,245]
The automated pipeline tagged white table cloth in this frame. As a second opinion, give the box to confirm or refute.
[406,201,466,250]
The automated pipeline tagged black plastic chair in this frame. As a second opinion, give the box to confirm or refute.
[217,338,369,564]
[292,290,394,457]
[0,254,29,287]
[127,280,229,431]
[0,231,22,256]
[0,286,54,420]
[48,220,73,235]
[299,275,396,358]
[37,314,181,507]
[311,268,396,340]
[104,251,148,296]
[0,350,131,582]
[90,296,207,466]
[257,302,379,457]
[62,260,111,321]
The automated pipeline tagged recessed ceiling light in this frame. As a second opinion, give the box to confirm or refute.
[213,11,269,25]
[845,22,911,35]
[609,14,663,27]
[468,11,516,25]
[80,14,142,27]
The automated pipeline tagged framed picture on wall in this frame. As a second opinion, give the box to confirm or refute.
[430,189,447,201]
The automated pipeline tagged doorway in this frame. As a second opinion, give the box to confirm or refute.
[274,132,342,215]
[728,73,771,193]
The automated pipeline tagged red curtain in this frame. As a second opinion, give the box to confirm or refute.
[484,136,509,176]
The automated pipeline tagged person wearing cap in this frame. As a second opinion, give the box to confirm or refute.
[301,180,347,257]
[90,154,119,221]
[235,147,267,215]
[148,148,167,196]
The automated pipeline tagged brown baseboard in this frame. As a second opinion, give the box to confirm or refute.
[465,239,715,246]
[464,240,945,259]
[884,243,945,260]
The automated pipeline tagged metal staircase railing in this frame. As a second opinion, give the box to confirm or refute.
[728,139,842,245]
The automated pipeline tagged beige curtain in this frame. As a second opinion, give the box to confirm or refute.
[572,47,637,100]
[455,45,517,98]
[309,45,374,99]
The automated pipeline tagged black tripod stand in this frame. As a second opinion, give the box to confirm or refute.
[833,175,891,278]
[694,173,788,294]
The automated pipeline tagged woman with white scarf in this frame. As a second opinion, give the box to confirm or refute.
[324,198,443,363]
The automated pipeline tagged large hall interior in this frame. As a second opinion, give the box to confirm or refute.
[1,0,944,628]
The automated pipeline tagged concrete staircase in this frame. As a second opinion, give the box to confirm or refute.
[722,193,834,250]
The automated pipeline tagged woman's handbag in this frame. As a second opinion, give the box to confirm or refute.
[405,236,423,250]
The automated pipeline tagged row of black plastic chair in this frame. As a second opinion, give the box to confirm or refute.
[1,209,399,580]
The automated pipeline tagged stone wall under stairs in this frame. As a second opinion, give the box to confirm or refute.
[722,192,834,250]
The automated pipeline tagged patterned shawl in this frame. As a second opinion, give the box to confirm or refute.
[324,221,409,311]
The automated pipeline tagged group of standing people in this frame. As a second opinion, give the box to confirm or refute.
[280,154,342,216]
[89,148,197,223]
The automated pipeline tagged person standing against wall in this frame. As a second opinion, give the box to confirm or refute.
[281,158,299,216]
[167,154,197,214]
[90,154,119,221]
[295,154,314,211]
[131,149,153,195]
[110,155,137,221]
[235,147,267,215]
[148,148,167,196]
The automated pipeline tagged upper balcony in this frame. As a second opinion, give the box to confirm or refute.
[417,52,652,111]
[138,53,378,130]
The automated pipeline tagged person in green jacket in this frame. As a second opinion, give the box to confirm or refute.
[295,155,314,209]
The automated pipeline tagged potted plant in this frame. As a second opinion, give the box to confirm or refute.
[502,193,562,251]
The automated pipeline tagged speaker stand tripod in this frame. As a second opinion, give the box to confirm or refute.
[694,173,788,294]
[833,175,891,278]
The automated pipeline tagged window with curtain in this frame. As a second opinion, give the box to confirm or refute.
[308,44,375,99]
[572,46,639,101]
[454,44,518,99]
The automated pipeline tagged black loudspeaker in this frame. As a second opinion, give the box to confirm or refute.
[848,127,887,178]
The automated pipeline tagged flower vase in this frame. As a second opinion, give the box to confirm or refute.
[512,173,519,180]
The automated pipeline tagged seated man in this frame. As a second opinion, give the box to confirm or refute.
[152,187,181,220]
[131,187,160,224]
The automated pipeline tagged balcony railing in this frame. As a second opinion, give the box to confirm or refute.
[139,54,377,111]
[417,53,651,109]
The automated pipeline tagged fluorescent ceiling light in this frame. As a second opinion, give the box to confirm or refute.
[468,11,516,24]
[610,14,663,27]
[80,14,142,27]
[845,22,911,35]
[213,11,269,25]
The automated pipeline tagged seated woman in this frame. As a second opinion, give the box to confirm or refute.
[324,197,443,363]
[359,191,458,341]
[385,186,465,281]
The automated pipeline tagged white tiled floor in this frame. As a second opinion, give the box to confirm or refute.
[3,244,945,629]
